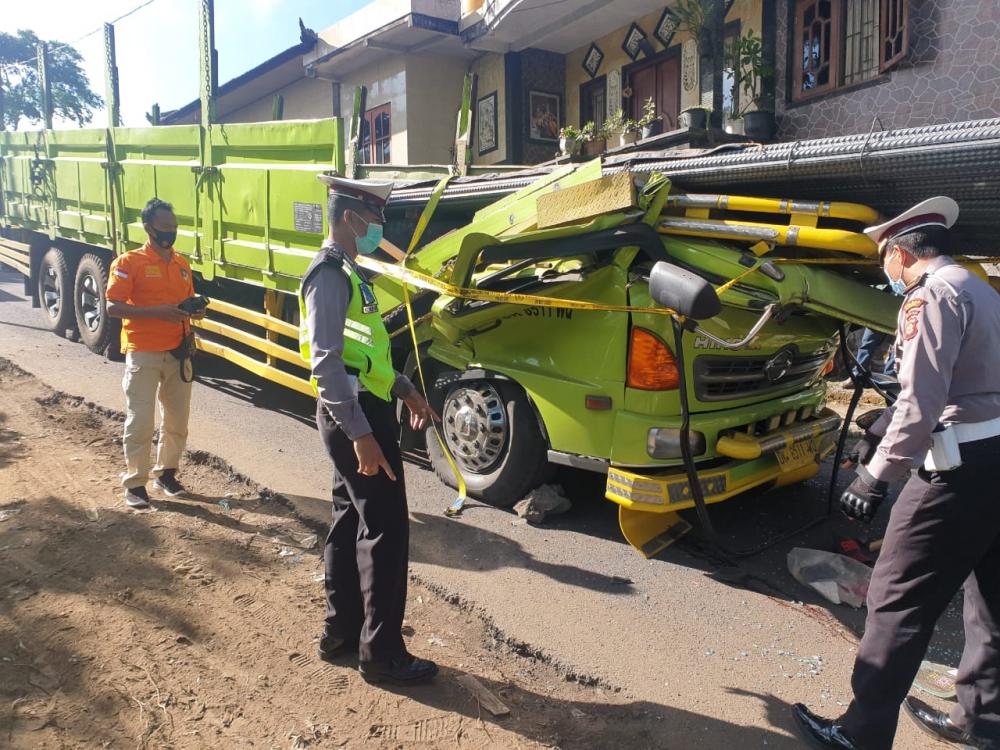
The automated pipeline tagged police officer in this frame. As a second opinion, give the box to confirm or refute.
[300,175,440,685]
[793,197,1000,749]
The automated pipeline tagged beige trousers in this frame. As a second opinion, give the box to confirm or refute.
[121,351,192,488]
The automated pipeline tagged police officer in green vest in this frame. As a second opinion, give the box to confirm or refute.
[300,175,439,685]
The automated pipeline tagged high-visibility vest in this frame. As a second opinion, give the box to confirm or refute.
[298,246,395,402]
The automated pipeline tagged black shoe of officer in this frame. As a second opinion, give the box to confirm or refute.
[904,697,995,749]
[153,469,187,497]
[318,635,359,665]
[359,653,438,685]
[125,485,151,509]
[791,704,862,749]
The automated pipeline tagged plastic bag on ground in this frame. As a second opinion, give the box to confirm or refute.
[787,547,873,608]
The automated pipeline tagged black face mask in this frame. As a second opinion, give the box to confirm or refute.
[153,229,177,249]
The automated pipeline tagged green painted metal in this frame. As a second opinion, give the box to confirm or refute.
[104,24,121,128]
[1,116,344,296]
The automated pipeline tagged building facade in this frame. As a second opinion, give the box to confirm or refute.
[167,1,1000,169]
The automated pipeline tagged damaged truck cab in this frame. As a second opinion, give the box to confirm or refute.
[371,163,899,555]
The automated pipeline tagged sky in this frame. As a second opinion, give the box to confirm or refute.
[2,0,370,127]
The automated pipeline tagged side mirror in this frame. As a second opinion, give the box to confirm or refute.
[648,262,721,321]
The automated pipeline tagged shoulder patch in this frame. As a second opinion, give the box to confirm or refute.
[114,268,129,279]
[902,298,926,340]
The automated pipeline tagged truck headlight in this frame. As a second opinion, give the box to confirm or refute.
[647,428,706,459]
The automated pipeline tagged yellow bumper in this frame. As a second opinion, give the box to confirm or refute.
[605,411,840,514]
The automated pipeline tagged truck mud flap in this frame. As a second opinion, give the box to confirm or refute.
[618,508,693,559]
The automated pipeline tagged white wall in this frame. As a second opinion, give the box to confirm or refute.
[406,56,468,165]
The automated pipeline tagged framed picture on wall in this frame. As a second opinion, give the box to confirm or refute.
[622,22,649,61]
[528,90,560,142]
[654,7,681,48]
[477,91,498,155]
[583,43,604,79]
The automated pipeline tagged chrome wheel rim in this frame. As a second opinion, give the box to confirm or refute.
[41,264,61,319]
[441,383,507,473]
[79,272,102,332]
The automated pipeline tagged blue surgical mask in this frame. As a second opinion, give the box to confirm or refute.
[351,215,384,255]
[883,250,907,296]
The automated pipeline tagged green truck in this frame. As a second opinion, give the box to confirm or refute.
[0,113,903,554]
[1,3,914,555]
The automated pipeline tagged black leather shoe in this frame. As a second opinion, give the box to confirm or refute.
[904,697,994,749]
[359,653,438,685]
[792,703,862,749]
[318,635,358,665]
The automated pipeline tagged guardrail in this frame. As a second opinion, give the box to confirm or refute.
[192,297,313,396]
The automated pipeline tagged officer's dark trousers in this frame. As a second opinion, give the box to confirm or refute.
[317,394,408,663]
[842,435,1000,749]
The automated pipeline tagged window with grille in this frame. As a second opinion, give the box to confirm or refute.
[792,0,909,102]
[359,104,391,164]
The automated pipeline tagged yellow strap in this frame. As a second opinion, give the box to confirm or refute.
[399,176,469,516]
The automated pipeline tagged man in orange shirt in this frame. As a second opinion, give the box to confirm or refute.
[106,198,204,509]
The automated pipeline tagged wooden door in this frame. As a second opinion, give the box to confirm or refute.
[629,55,680,131]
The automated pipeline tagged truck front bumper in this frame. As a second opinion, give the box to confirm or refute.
[605,409,840,514]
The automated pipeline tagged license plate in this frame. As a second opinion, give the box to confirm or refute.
[775,438,819,472]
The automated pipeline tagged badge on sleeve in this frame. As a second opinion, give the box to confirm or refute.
[358,281,379,315]
[902,298,926,341]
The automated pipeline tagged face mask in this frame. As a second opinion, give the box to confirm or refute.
[351,214,384,255]
[883,249,907,296]
[153,229,177,249]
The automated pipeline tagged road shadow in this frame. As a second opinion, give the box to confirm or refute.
[409,510,636,596]
[192,354,317,428]
[0,412,29,470]
[372,667,803,749]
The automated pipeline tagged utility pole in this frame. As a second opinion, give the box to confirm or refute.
[104,23,121,127]
[37,42,53,130]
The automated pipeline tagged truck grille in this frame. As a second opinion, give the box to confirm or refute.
[693,349,830,402]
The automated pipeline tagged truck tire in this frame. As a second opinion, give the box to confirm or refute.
[73,253,117,356]
[37,248,75,337]
[426,380,552,507]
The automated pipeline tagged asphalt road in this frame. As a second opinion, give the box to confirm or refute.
[0,269,952,747]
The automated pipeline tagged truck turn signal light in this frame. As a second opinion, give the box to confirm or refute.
[627,328,680,391]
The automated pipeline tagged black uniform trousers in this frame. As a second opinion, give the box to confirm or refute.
[842,435,1000,749]
[316,393,408,663]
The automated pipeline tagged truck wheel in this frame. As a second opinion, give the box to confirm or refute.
[73,253,117,356]
[37,248,75,337]
[426,380,552,507]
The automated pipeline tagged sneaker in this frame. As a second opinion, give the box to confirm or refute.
[125,486,151,509]
[153,470,186,497]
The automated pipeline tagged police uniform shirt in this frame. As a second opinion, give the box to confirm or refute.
[303,241,415,439]
[866,255,1000,483]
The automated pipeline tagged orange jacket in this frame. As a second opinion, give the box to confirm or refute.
[107,243,195,353]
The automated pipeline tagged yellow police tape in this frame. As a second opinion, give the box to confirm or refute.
[399,177,470,516]
[369,205,1000,517]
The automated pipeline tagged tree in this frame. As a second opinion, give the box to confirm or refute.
[0,29,102,130]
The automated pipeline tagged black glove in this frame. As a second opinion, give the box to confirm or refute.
[840,465,889,522]
[844,431,880,466]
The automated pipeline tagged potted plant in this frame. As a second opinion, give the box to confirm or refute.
[604,110,640,148]
[580,121,606,157]
[679,105,709,129]
[621,117,641,146]
[559,125,582,156]
[727,28,776,140]
[638,97,663,139]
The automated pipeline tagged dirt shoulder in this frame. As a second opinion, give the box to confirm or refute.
[0,359,670,749]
